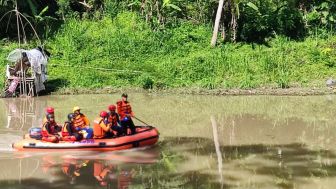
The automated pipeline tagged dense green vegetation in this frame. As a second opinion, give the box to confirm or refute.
[0,0,336,91]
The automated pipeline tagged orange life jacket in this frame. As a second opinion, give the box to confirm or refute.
[42,121,57,137]
[73,113,89,128]
[108,112,119,126]
[117,100,134,120]
[93,118,110,139]
[42,117,47,125]
[62,121,75,136]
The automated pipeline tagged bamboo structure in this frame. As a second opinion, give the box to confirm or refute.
[2,0,42,97]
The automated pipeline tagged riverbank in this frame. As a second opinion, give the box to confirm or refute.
[1,12,336,94]
[46,86,336,96]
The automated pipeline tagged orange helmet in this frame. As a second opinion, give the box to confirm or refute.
[46,107,54,114]
[108,105,116,111]
[100,111,108,118]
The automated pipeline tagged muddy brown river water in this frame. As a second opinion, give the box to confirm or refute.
[0,93,336,189]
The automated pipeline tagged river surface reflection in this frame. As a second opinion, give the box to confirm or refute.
[1,94,336,188]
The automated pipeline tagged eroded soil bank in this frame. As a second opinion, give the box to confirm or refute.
[45,86,336,96]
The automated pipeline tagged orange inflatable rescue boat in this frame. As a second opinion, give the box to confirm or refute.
[12,126,159,151]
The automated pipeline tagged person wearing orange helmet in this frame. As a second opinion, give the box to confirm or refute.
[72,106,93,139]
[107,105,122,136]
[93,111,113,139]
[116,93,136,135]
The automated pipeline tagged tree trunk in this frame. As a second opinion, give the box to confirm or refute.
[221,21,226,41]
[211,0,225,47]
[231,13,237,42]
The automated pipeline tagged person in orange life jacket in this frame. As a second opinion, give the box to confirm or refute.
[42,114,61,143]
[93,111,114,139]
[62,113,83,141]
[73,106,93,139]
[108,105,123,136]
[116,93,136,135]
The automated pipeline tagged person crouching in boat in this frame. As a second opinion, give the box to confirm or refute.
[73,106,93,139]
[117,93,136,135]
[93,111,114,139]
[42,114,61,143]
[62,113,83,141]
[43,107,62,132]
[108,105,123,136]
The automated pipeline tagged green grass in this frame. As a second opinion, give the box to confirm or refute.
[1,12,336,91]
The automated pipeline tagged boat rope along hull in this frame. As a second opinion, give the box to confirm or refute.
[13,126,159,151]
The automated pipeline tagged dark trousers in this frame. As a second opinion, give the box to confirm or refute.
[66,124,82,141]
[121,119,136,135]
[111,125,123,136]
[104,130,114,138]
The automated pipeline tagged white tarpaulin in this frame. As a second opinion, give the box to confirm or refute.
[6,48,49,92]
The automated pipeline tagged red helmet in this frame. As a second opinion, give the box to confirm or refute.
[46,107,54,114]
[100,111,108,117]
[108,105,116,111]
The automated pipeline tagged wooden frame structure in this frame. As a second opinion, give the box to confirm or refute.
[5,64,37,97]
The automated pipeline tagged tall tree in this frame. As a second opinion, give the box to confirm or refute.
[211,0,225,47]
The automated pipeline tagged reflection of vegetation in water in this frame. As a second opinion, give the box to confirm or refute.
[133,137,336,189]
[1,94,335,136]
[129,94,336,150]
[0,138,336,188]
[128,140,221,189]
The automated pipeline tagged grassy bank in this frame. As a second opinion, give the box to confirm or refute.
[1,12,336,93]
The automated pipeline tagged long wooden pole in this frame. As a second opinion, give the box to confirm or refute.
[15,0,24,96]
[211,0,225,47]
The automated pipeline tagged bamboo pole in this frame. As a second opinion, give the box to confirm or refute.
[211,0,225,47]
[15,1,24,97]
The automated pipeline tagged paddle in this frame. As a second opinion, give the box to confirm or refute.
[133,116,151,126]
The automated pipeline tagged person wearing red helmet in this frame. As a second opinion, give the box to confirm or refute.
[42,106,61,133]
[41,114,61,143]
[47,107,54,114]
[107,105,122,136]
[116,93,136,135]
[93,111,113,139]
[43,107,55,125]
